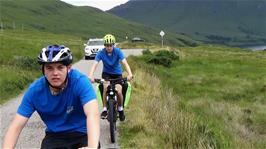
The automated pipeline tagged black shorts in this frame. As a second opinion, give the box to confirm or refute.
[102,72,122,80]
[41,132,100,149]
[100,72,128,106]
[101,72,124,88]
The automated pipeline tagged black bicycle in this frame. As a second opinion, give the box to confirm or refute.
[95,77,127,143]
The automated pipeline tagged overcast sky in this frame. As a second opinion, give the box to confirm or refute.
[60,0,129,11]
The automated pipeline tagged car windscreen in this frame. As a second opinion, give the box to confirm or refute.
[87,40,104,46]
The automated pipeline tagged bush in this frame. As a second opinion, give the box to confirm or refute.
[147,55,172,67]
[146,50,179,67]
[154,50,179,60]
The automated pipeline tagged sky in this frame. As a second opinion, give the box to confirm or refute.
[60,0,129,11]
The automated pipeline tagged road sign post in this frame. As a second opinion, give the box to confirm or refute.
[159,30,165,48]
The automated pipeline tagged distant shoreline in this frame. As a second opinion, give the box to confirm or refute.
[244,45,266,51]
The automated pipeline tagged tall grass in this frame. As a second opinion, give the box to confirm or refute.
[121,45,266,148]
[120,69,224,148]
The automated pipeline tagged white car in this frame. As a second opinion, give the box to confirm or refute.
[84,38,104,60]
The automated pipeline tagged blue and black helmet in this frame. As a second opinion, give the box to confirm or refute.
[37,45,73,66]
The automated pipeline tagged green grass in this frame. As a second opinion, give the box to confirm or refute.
[0,29,84,104]
[120,69,232,148]
[122,45,266,148]
[157,46,266,103]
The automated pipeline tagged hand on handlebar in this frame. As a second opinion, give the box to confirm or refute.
[94,77,127,84]
[127,75,134,81]
[88,75,95,83]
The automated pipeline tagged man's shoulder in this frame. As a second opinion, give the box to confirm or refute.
[114,47,121,51]
[26,77,46,95]
[68,69,92,93]
[69,69,87,81]
[114,47,124,58]
[98,48,105,55]
[95,49,105,59]
[114,47,123,54]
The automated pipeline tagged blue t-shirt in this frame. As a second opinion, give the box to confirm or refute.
[17,69,97,133]
[95,47,125,75]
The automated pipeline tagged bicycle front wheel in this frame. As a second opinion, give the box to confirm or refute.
[108,99,116,143]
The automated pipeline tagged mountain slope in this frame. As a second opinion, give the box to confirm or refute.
[0,0,196,46]
[109,0,266,46]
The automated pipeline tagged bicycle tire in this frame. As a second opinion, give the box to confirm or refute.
[108,99,116,143]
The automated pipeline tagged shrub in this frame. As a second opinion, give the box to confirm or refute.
[146,50,179,67]
[154,50,179,60]
[147,55,172,67]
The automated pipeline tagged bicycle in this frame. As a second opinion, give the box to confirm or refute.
[94,77,128,143]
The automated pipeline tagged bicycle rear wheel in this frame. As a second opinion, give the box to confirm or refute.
[108,99,116,143]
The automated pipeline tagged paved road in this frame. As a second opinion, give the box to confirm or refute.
[0,49,143,148]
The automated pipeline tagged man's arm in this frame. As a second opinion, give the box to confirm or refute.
[88,61,99,82]
[3,114,29,148]
[121,59,133,80]
[83,100,100,148]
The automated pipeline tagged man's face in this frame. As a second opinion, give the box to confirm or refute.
[105,44,113,53]
[44,63,70,88]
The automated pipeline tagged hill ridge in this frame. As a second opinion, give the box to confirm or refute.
[109,0,266,46]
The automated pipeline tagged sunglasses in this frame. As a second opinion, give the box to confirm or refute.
[104,44,113,47]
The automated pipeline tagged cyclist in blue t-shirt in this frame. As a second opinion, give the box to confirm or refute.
[88,34,133,121]
[3,45,100,149]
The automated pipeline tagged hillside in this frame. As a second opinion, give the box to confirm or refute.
[109,0,266,46]
[0,0,196,46]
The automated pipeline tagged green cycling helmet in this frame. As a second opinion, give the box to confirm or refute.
[103,34,116,45]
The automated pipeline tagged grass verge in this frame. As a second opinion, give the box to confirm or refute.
[120,45,266,148]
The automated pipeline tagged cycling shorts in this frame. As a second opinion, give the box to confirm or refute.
[41,132,100,149]
[102,72,122,80]
[41,132,87,149]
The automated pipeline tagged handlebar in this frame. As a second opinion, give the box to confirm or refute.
[94,78,104,84]
[94,77,127,84]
